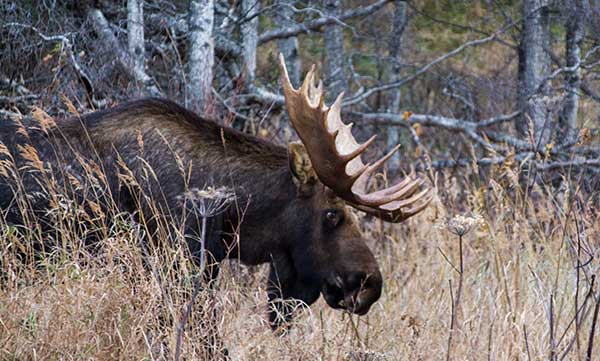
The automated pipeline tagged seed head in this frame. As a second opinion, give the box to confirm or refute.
[178,186,235,218]
[440,214,485,236]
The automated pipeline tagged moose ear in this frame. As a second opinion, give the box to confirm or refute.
[288,141,318,192]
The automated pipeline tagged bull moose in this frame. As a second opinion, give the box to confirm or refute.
[0,55,431,329]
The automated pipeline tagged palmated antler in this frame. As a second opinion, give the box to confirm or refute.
[278,54,432,222]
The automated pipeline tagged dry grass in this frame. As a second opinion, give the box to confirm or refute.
[1,135,599,361]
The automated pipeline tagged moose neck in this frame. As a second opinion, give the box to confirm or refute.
[218,153,298,266]
[77,98,298,266]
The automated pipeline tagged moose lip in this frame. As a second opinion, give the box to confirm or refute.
[322,282,372,315]
[341,295,372,315]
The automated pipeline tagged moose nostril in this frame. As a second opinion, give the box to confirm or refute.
[346,272,368,292]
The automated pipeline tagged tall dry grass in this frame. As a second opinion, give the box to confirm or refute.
[1,121,599,360]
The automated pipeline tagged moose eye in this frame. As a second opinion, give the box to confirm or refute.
[324,210,343,228]
[326,210,336,221]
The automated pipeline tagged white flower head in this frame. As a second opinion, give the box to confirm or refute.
[444,214,484,236]
[178,186,236,217]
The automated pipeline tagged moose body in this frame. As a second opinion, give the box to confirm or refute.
[0,98,378,325]
[0,57,430,328]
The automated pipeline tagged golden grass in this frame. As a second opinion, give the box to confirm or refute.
[1,136,599,361]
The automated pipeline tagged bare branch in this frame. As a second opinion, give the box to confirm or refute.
[348,111,516,151]
[0,94,39,105]
[342,7,541,107]
[3,22,106,107]
[257,0,392,44]
[478,111,522,127]
[86,8,161,96]
[343,25,513,106]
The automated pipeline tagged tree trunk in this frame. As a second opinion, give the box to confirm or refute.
[88,7,160,96]
[323,0,347,101]
[241,0,260,85]
[559,0,585,144]
[518,0,552,147]
[387,1,408,170]
[187,0,214,113]
[276,0,301,86]
[127,0,145,94]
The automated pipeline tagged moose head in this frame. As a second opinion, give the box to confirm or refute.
[258,55,432,328]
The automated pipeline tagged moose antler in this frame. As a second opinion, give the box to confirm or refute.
[278,54,432,222]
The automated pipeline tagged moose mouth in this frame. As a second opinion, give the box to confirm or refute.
[321,277,376,316]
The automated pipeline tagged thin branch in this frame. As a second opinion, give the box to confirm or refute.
[0,94,39,105]
[348,111,517,151]
[343,21,519,106]
[524,325,532,361]
[538,158,600,171]
[478,111,522,127]
[257,0,392,44]
[406,0,518,50]
[586,290,600,361]
[3,22,105,107]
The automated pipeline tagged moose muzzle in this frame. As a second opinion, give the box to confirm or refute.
[322,269,383,315]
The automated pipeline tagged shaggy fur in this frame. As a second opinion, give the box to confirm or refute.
[0,98,382,328]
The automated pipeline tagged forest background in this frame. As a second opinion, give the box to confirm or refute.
[1,0,600,360]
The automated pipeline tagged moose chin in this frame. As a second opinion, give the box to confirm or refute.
[0,54,431,330]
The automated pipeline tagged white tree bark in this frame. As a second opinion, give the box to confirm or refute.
[323,0,347,101]
[241,0,260,85]
[559,0,585,143]
[187,0,215,112]
[387,1,408,169]
[88,7,160,96]
[276,0,301,86]
[127,0,145,93]
[518,0,551,146]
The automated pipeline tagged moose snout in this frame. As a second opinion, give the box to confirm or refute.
[322,270,382,315]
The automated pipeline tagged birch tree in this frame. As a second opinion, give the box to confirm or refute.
[559,0,586,143]
[127,0,145,93]
[187,0,214,112]
[323,0,347,101]
[88,6,160,96]
[518,0,552,146]
[241,0,259,85]
[276,0,301,86]
[387,1,408,169]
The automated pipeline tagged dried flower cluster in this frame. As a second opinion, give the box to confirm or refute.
[178,186,236,218]
[437,214,485,236]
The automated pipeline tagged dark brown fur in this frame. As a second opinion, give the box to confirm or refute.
[0,98,382,328]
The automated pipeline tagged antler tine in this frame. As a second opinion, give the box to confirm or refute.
[279,53,431,223]
[300,65,317,105]
[279,53,300,100]
[340,135,377,163]
[326,91,344,131]
[354,176,424,208]
[309,79,324,107]
[380,188,430,210]
[316,80,325,108]
[392,191,434,216]
[352,144,401,190]
[350,190,433,223]
[358,172,418,198]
